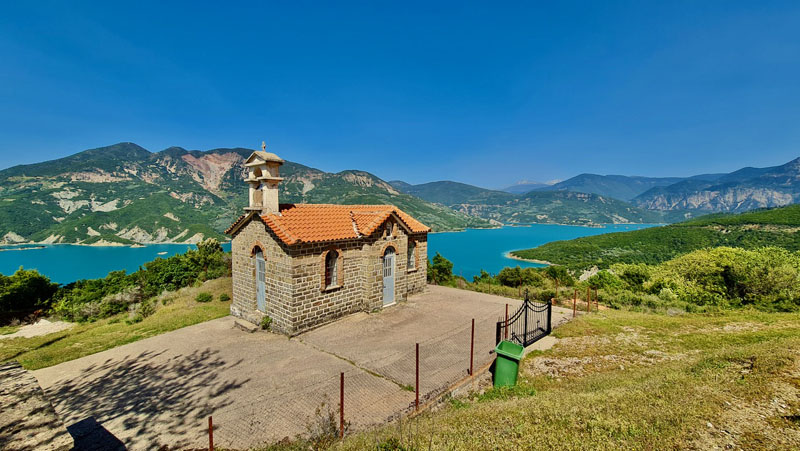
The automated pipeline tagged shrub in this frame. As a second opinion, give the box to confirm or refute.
[260,315,272,330]
[473,269,495,284]
[586,270,623,290]
[195,292,213,303]
[0,268,59,314]
[544,265,575,286]
[305,399,348,449]
[219,293,231,302]
[615,264,651,290]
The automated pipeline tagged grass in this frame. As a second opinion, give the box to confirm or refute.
[0,324,21,335]
[335,309,800,450]
[0,277,232,370]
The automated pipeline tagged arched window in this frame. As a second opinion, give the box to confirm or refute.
[325,250,339,288]
[407,241,416,270]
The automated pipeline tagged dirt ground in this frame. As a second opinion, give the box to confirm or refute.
[32,285,571,449]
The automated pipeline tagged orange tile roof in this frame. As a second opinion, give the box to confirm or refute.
[226,204,430,245]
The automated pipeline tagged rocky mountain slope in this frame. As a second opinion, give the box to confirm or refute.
[0,143,489,245]
[535,173,731,201]
[633,158,800,212]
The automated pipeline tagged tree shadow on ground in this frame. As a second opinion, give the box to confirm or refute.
[45,348,249,449]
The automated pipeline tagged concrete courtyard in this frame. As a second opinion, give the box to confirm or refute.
[33,285,572,449]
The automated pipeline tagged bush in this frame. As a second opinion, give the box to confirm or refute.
[616,264,651,290]
[544,265,575,286]
[497,266,544,288]
[0,268,59,314]
[51,241,231,322]
[195,292,213,303]
[472,269,495,284]
[260,315,272,330]
[587,270,623,290]
[219,293,231,302]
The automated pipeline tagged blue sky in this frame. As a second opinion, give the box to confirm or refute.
[2,1,800,188]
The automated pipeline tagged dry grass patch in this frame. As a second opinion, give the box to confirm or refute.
[333,309,800,450]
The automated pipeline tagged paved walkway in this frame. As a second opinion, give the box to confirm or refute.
[33,286,572,449]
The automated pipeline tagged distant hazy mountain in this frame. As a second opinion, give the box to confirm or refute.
[390,181,515,206]
[538,174,686,201]
[391,180,670,225]
[633,157,800,212]
[0,143,489,245]
[500,180,552,194]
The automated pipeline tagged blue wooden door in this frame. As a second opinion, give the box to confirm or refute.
[382,249,395,305]
[255,249,266,312]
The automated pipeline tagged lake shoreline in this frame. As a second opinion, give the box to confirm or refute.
[430,222,664,235]
[1,239,231,249]
[504,252,552,266]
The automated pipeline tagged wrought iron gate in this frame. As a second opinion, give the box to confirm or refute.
[496,290,552,347]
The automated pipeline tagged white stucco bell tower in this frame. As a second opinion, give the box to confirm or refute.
[244,141,284,215]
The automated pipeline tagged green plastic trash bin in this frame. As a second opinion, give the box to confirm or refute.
[493,340,524,387]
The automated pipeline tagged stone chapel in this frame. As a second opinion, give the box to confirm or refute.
[225,147,429,334]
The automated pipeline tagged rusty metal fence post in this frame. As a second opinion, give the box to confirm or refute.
[586,287,591,313]
[339,372,344,439]
[555,279,559,304]
[415,342,420,411]
[208,416,213,451]
[469,318,475,376]
[573,288,577,317]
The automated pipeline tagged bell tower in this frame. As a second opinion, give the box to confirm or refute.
[244,141,284,214]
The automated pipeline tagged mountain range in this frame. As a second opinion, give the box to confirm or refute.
[1,142,798,245]
[631,158,800,212]
[388,180,686,225]
[490,157,800,212]
[0,143,488,245]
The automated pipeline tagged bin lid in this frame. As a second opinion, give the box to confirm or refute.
[494,340,524,359]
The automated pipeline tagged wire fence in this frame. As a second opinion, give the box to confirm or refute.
[208,314,501,449]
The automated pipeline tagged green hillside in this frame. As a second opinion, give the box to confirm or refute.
[0,143,489,245]
[511,205,800,269]
[392,181,674,225]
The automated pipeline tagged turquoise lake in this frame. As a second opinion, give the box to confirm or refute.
[0,224,657,284]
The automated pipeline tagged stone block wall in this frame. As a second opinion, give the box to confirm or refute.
[230,220,294,333]
[288,238,367,334]
[406,233,428,296]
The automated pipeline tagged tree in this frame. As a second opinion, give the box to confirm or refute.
[544,265,574,286]
[0,267,59,314]
[427,253,454,285]
[586,270,622,290]
[473,269,494,284]
[497,266,523,288]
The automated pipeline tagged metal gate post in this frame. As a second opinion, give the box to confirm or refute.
[523,302,529,346]
[547,298,552,334]
[505,304,509,339]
